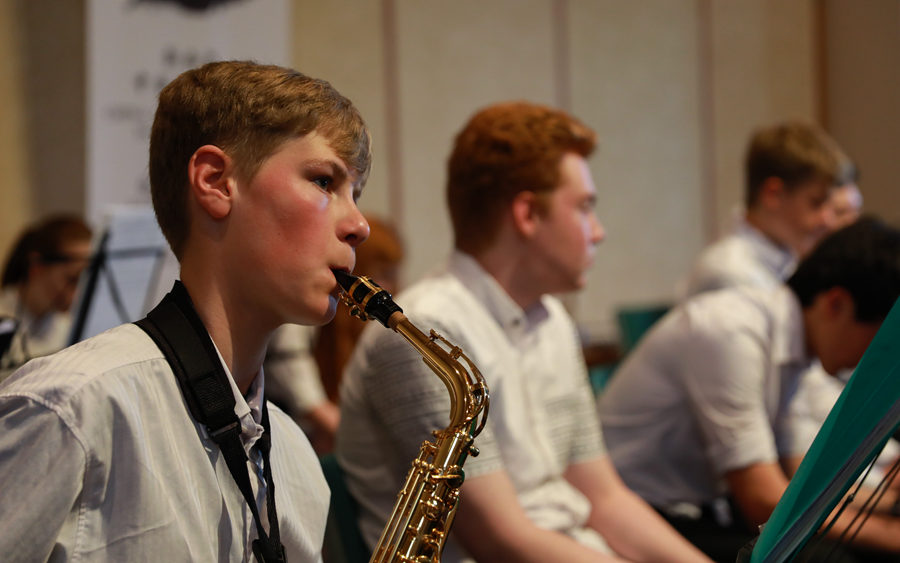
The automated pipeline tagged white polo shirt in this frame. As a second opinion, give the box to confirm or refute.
[682,219,797,299]
[336,251,609,562]
[599,285,815,509]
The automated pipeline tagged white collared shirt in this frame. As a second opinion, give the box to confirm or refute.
[681,219,797,299]
[599,285,815,508]
[337,251,609,562]
[0,323,328,562]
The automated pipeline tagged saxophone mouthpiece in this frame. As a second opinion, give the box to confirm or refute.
[333,269,404,328]
[332,269,359,293]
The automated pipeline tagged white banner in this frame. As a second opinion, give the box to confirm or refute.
[86,0,290,227]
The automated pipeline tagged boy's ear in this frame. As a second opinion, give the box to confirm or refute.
[26,251,44,278]
[758,177,786,210]
[187,145,234,220]
[511,190,540,237]
[821,286,855,320]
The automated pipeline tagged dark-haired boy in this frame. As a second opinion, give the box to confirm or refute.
[600,217,900,561]
[0,61,370,561]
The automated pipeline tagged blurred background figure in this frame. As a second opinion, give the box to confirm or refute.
[264,323,334,452]
[681,120,848,299]
[825,159,863,232]
[0,214,92,381]
[265,214,404,454]
[314,214,404,401]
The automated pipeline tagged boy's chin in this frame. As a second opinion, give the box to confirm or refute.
[285,298,339,327]
[316,298,340,325]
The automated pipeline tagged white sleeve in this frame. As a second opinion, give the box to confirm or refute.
[0,394,87,560]
[681,321,780,475]
[264,324,328,416]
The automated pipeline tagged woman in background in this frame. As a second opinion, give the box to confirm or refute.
[0,214,92,380]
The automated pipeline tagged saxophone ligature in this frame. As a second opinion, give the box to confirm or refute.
[333,270,490,563]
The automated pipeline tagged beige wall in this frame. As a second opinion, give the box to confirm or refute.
[568,0,706,336]
[825,0,900,225]
[707,0,820,236]
[0,0,32,249]
[2,0,898,342]
[0,0,85,255]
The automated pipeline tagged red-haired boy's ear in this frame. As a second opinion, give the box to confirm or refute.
[187,145,234,220]
[511,190,540,238]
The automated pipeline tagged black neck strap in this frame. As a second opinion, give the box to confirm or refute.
[135,281,285,563]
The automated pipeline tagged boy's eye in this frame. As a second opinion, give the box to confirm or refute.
[312,176,333,189]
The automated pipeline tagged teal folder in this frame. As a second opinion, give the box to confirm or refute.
[749,297,900,562]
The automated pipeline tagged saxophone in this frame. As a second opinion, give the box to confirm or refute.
[333,270,490,563]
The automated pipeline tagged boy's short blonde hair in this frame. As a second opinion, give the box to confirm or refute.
[744,121,844,208]
[149,61,372,258]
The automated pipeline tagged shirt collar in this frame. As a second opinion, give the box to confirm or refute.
[736,219,798,281]
[210,340,265,446]
[445,251,549,338]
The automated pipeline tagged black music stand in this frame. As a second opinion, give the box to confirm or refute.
[69,206,177,345]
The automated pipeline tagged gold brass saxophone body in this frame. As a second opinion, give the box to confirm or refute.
[333,270,490,563]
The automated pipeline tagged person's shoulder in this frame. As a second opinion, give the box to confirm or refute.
[683,235,763,297]
[0,323,164,406]
[45,323,161,372]
[398,272,471,312]
[391,272,486,334]
[684,286,778,338]
[267,401,318,451]
[695,234,758,275]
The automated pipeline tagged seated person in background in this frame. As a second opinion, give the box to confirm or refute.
[679,122,882,489]
[337,101,711,562]
[265,214,403,454]
[264,323,335,452]
[682,120,849,299]
[599,217,900,561]
[0,61,372,561]
[314,213,403,401]
[0,214,92,380]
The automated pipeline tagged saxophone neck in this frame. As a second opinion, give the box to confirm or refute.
[335,269,490,437]
[336,269,491,563]
[392,316,490,437]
